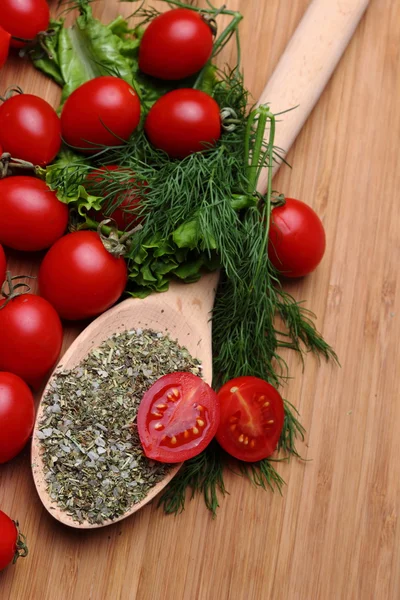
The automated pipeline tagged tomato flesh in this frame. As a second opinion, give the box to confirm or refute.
[138,372,220,463]
[216,376,284,462]
[268,198,326,277]
[139,9,214,80]
[0,94,61,166]
[0,372,35,463]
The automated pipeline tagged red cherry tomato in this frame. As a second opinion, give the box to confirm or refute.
[139,9,214,80]
[215,376,284,462]
[0,372,35,463]
[0,177,69,251]
[0,244,6,288]
[0,0,49,48]
[0,510,27,571]
[0,94,61,166]
[38,231,128,320]
[268,198,326,278]
[0,291,63,389]
[86,165,145,230]
[145,89,221,159]
[138,372,220,463]
[61,77,141,154]
[0,25,11,67]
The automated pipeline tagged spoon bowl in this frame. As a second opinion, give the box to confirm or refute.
[31,272,219,529]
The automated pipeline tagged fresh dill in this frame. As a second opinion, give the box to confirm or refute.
[32,0,338,516]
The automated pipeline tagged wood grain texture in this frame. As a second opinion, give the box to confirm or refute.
[1,0,399,598]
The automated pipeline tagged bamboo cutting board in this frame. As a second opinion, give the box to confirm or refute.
[1,1,400,599]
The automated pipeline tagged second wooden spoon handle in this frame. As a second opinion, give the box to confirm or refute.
[256,0,370,192]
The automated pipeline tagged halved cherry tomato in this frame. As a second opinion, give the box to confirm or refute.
[0,94,61,166]
[86,165,146,230]
[145,88,221,159]
[0,244,6,288]
[138,372,220,463]
[0,26,11,68]
[139,9,214,80]
[268,198,326,277]
[216,376,284,462]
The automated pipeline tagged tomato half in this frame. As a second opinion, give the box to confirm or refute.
[138,372,220,463]
[0,25,11,68]
[268,198,326,277]
[0,94,61,166]
[216,376,284,462]
[0,293,63,389]
[86,165,145,230]
[139,9,214,80]
[38,231,128,320]
[0,244,6,288]
[0,510,27,571]
[0,372,35,463]
[145,88,221,159]
[60,77,141,153]
[0,0,49,49]
[0,177,69,251]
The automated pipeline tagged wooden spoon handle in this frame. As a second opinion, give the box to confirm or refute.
[256,0,370,192]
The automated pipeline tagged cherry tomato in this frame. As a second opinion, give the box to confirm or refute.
[139,9,213,81]
[39,231,128,320]
[145,89,221,159]
[0,244,6,288]
[138,372,220,463]
[215,376,284,462]
[0,290,63,389]
[0,25,11,67]
[61,77,141,153]
[0,0,49,49]
[0,177,69,251]
[268,198,326,277]
[86,165,145,230]
[0,372,35,463]
[0,510,27,571]
[0,94,61,166]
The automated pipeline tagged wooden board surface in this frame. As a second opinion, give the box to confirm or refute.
[1,0,399,598]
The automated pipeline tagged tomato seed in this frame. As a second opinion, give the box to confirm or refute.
[156,404,167,410]
[154,423,163,430]
[170,436,177,444]
[238,434,244,443]
[197,419,205,427]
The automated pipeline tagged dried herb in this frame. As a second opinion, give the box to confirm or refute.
[38,329,201,524]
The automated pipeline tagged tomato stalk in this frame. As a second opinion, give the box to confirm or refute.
[0,273,36,309]
[0,152,36,179]
[13,521,28,564]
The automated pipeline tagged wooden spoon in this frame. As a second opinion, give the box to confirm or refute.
[31,0,370,529]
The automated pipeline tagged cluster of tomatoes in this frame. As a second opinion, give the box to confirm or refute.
[0,4,327,569]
